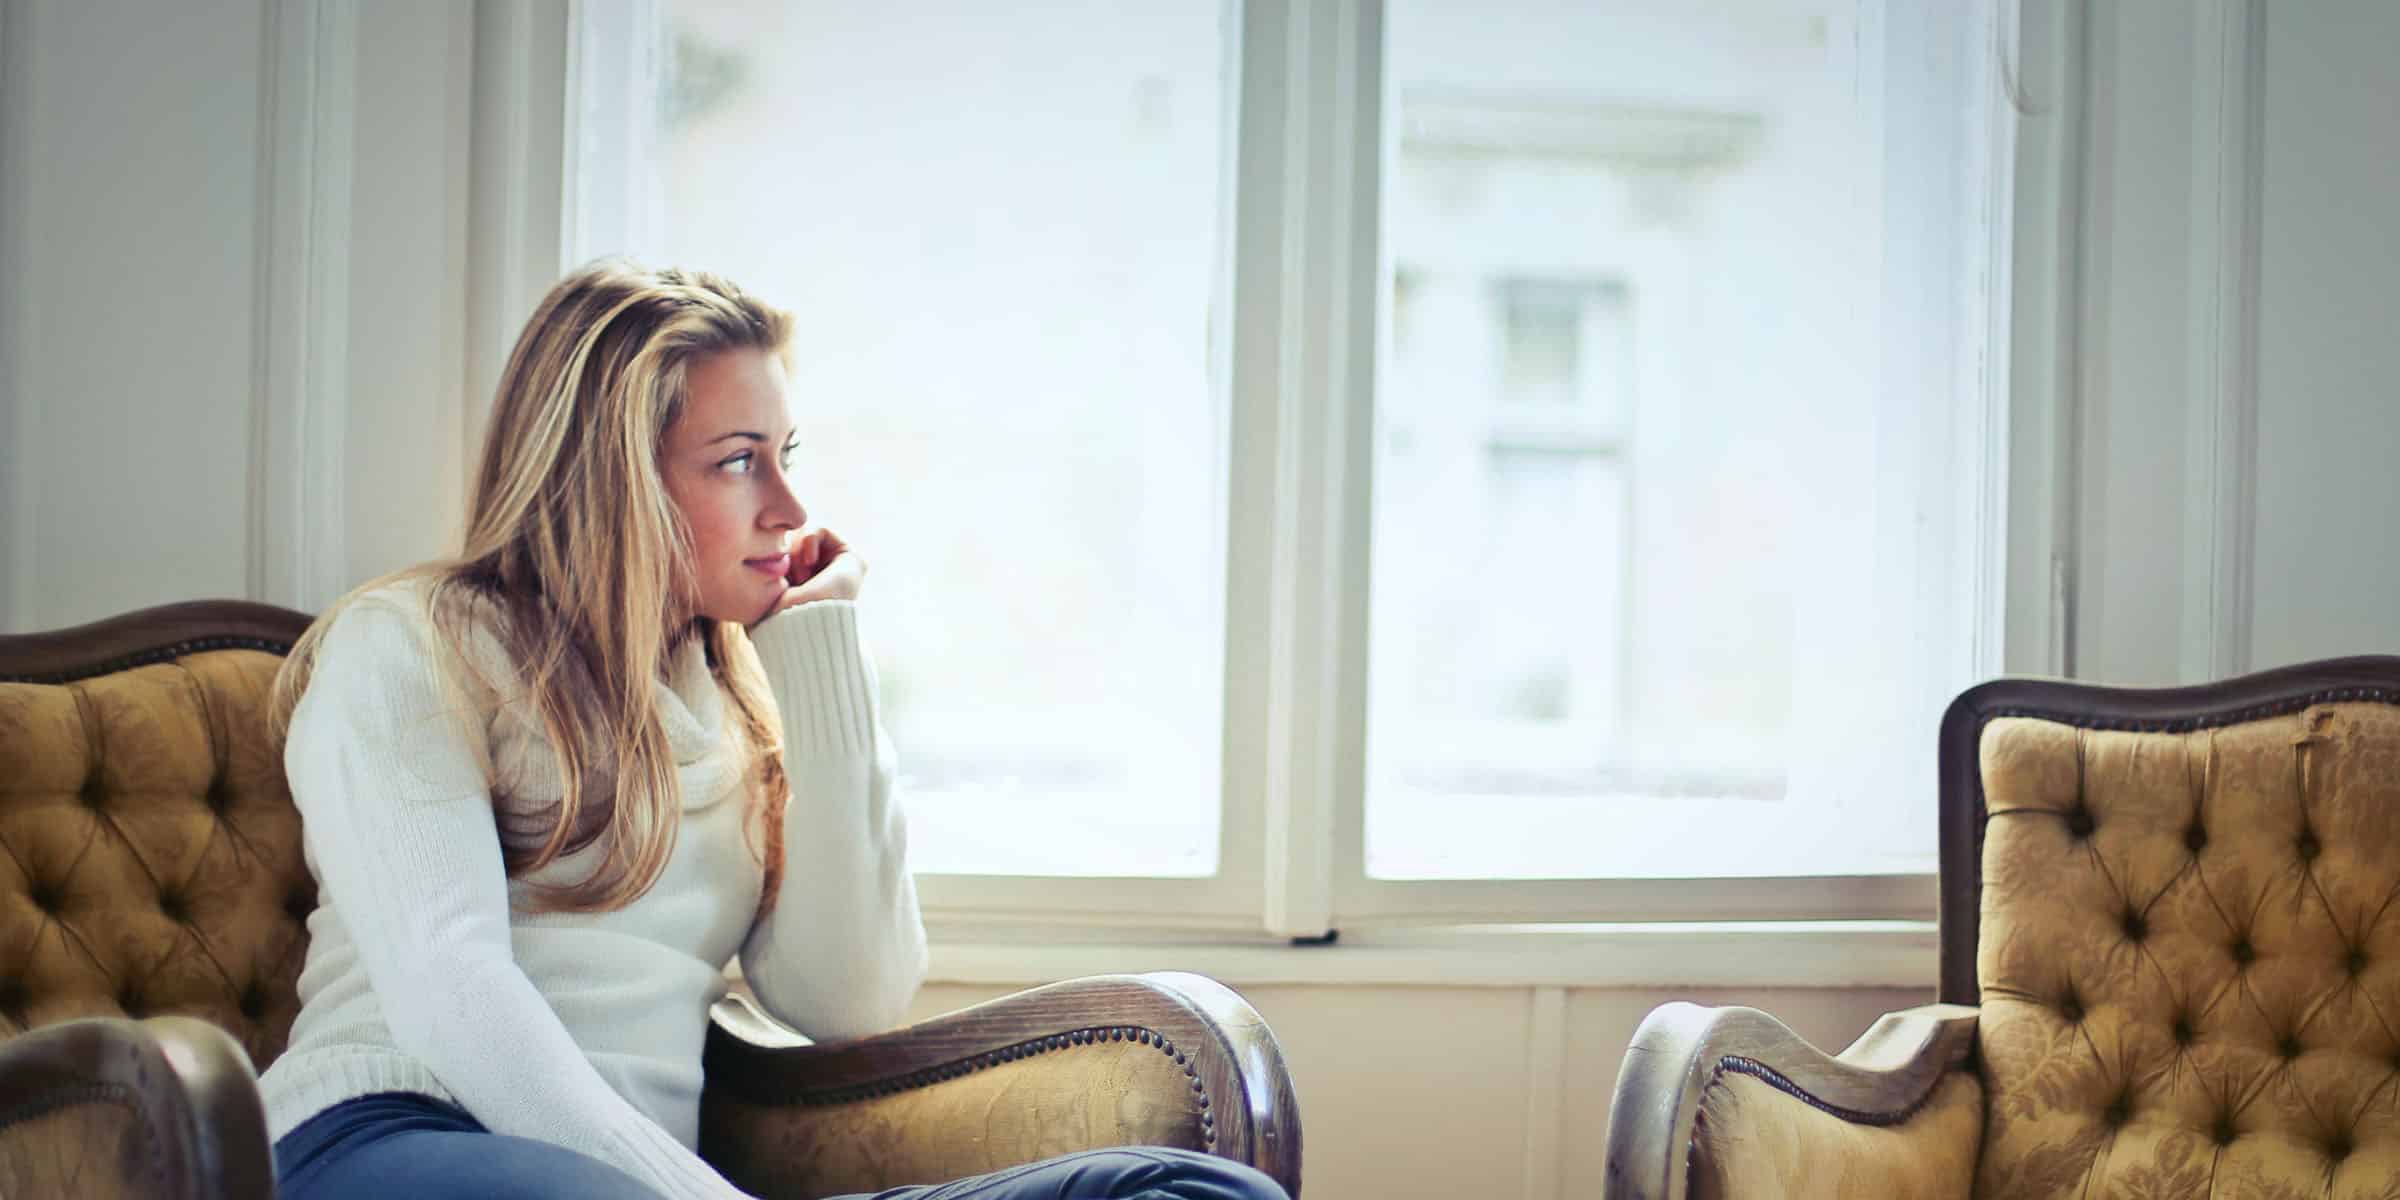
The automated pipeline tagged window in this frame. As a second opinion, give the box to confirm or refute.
[568,0,2010,932]
[644,0,1235,884]
[1363,0,2005,891]
[1372,274,1641,880]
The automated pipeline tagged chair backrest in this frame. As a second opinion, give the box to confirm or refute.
[1940,658,2400,1197]
[0,602,316,1071]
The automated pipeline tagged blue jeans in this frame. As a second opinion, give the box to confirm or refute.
[274,1092,1291,1200]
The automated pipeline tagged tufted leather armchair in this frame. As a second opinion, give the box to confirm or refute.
[0,602,1301,1199]
[1604,657,2400,1199]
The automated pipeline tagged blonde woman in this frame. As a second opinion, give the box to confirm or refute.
[259,261,1287,1200]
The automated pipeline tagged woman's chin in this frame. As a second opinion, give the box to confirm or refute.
[740,588,788,629]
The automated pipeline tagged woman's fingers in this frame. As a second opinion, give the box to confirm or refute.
[788,529,821,581]
[757,528,865,619]
[786,525,852,585]
[786,550,864,605]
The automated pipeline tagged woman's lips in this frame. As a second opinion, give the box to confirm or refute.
[745,554,790,578]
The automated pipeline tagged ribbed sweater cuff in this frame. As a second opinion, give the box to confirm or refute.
[260,1047,456,1143]
[746,600,876,757]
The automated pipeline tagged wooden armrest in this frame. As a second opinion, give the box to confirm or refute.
[0,1016,274,1200]
[1604,1002,1980,1200]
[699,972,1301,1200]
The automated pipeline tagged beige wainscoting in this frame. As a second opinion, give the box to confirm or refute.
[907,981,1929,1199]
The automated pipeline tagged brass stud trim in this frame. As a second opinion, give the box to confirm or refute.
[786,1024,1218,1148]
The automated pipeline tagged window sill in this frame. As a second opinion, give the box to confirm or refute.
[924,920,1940,991]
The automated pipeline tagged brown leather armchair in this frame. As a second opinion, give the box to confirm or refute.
[0,602,1301,1199]
[1605,657,2400,1198]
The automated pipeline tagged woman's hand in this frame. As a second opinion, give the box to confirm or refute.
[757,525,865,626]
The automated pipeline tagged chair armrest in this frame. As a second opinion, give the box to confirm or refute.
[0,1016,274,1200]
[1604,1002,1981,1200]
[699,971,1302,1200]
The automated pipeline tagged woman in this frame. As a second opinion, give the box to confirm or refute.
[259,260,1287,1200]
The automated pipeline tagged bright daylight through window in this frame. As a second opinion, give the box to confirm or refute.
[1366,2,1996,881]
[627,0,2000,900]
[653,1,1233,878]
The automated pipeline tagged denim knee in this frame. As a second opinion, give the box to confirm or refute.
[1125,1148,1290,1200]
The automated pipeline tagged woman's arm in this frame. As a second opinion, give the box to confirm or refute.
[286,596,749,1200]
[737,599,928,1041]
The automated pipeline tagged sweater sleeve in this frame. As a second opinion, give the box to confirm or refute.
[284,596,752,1200]
[737,599,928,1041]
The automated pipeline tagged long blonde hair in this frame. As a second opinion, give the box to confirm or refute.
[271,260,795,915]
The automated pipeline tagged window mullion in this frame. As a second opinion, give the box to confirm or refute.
[1226,0,1385,939]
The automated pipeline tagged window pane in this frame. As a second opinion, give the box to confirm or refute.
[1367,0,1977,880]
[655,0,1231,876]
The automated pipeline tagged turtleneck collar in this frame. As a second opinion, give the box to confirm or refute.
[654,628,728,766]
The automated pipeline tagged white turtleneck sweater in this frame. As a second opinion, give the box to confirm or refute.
[256,581,926,1199]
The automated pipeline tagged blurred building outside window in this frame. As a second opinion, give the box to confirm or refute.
[598,0,2004,906]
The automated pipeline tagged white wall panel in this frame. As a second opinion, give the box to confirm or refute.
[2012,0,2400,687]
[0,0,473,630]
[2249,0,2400,669]
[341,0,472,588]
[2067,2,2198,686]
[0,0,267,631]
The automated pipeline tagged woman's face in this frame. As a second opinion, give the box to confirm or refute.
[660,347,807,626]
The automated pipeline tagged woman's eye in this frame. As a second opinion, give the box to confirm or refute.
[719,451,754,474]
[778,443,799,470]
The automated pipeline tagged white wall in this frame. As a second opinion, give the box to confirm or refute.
[2248,0,2400,672]
[343,1,475,591]
[2008,0,2400,685]
[0,0,473,635]
[1,0,267,631]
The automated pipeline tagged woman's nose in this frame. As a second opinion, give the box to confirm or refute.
[764,474,807,531]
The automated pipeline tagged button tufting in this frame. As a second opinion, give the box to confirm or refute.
[2298,830,2322,861]
[2102,1094,2131,1127]
[159,890,189,924]
[239,984,267,1021]
[2122,910,2148,942]
[2330,1133,2355,1161]
[2066,807,2095,838]
[2212,1115,2238,1146]
[27,881,62,915]
[2348,948,2368,976]
[2060,992,2084,1023]
[2171,1017,2195,1046]
[2185,823,2208,853]
[2277,1034,2302,1060]
[2232,938,2256,967]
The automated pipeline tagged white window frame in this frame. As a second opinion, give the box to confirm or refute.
[489,0,2017,941]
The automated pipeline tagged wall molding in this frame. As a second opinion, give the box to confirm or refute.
[251,0,355,615]
[920,923,1943,990]
[0,0,29,632]
[466,0,572,468]
[2179,0,2263,684]
[1521,985,1567,1200]
[2003,0,2090,678]
[1970,0,2023,683]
